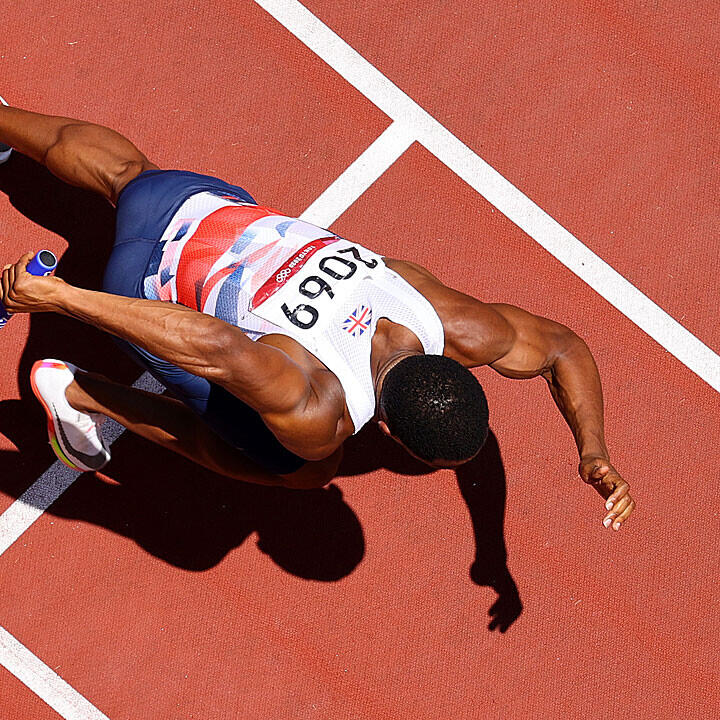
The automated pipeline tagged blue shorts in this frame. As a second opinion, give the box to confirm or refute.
[103,169,306,475]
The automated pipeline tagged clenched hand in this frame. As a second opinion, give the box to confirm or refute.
[1,252,65,313]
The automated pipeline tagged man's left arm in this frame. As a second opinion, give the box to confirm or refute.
[484,303,635,531]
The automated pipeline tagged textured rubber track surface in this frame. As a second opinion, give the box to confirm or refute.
[1,1,718,718]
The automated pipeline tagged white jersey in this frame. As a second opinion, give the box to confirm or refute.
[143,191,445,432]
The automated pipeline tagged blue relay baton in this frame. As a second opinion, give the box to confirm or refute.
[0,250,58,328]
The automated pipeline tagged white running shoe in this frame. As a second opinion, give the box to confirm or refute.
[0,95,12,164]
[30,359,111,472]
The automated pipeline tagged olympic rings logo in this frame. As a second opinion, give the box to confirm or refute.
[275,268,293,283]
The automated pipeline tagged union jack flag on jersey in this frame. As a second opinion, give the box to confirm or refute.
[343,305,372,337]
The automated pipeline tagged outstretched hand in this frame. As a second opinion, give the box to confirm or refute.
[579,457,635,531]
[1,252,65,313]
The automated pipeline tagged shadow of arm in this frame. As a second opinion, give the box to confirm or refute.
[456,430,523,632]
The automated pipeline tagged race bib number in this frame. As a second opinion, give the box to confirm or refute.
[251,239,383,334]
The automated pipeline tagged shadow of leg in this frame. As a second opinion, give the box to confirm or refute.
[0,420,366,581]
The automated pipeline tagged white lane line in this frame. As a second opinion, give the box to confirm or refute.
[255,0,720,393]
[0,464,78,557]
[422,130,720,391]
[0,372,164,557]
[300,120,414,228]
[0,625,110,720]
[254,0,429,130]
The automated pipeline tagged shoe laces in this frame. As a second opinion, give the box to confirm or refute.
[74,411,104,437]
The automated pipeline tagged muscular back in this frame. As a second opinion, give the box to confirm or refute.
[247,255,572,458]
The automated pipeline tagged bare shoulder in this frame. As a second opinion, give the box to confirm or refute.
[383,257,515,367]
[255,333,354,460]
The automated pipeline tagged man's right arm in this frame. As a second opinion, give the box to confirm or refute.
[62,286,319,420]
[2,257,314,420]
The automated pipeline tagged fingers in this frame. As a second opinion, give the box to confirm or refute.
[581,458,635,532]
[2,254,32,309]
[603,492,635,531]
[614,498,635,528]
[14,251,33,273]
[604,479,630,511]
[7,262,16,301]
[1,263,12,303]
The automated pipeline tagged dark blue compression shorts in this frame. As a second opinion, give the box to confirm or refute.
[103,169,306,475]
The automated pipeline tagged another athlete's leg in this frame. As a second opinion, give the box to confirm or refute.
[0,103,158,203]
[65,372,339,489]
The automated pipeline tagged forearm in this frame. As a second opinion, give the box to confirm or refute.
[52,283,230,378]
[544,333,609,460]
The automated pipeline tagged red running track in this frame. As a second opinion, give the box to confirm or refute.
[1,1,718,718]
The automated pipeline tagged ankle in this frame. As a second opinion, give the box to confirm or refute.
[65,377,97,414]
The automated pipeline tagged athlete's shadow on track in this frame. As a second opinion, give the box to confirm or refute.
[341,426,522,633]
[0,154,522,631]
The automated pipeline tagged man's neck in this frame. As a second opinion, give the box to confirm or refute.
[371,318,424,408]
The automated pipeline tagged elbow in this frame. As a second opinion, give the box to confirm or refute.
[543,326,587,378]
[546,327,596,381]
[568,331,596,370]
[556,325,589,358]
[200,325,238,383]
